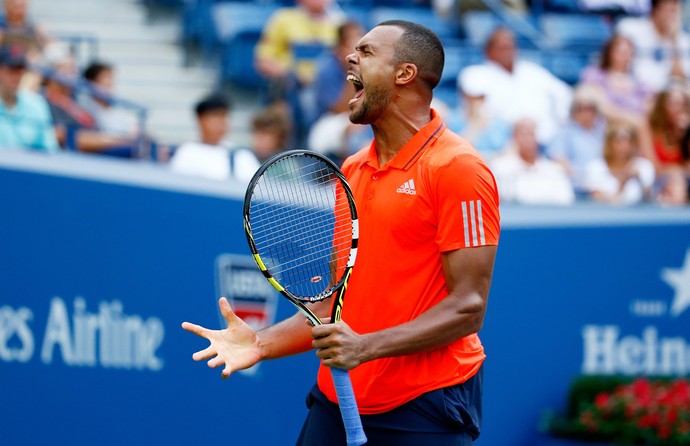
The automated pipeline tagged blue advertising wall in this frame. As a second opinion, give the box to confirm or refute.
[1,150,689,445]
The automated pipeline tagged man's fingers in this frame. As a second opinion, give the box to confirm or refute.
[181,321,209,338]
[219,297,240,324]
[311,322,337,339]
[192,346,216,362]
[207,356,225,369]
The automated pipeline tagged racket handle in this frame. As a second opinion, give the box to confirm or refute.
[331,367,367,446]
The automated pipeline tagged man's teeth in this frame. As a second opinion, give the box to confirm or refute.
[347,74,362,86]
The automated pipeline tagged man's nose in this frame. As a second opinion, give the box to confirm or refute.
[346,52,358,66]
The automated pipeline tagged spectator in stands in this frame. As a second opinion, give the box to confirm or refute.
[312,20,362,124]
[647,82,690,173]
[448,65,511,162]
[308,111,373,166]
[0,43,57,152]
[579,35,654,125]
[616,0,690,93]
[307,19,372,165]
[458,27,572,145]
[659,124,690,204]
[254,0,341,144]
[255,0,339,91]
[491,117,576,205]
[80,61,139,139]
[42,49,139,156]
[169,93,260,183]
[248,102,291,165]
[655,166,689,205]
[547,85,607,194]
[583,119,656,205]
[444,0,527,18]
[0,0,49,61]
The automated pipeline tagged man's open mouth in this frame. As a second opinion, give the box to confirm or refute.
[347,74,364,104]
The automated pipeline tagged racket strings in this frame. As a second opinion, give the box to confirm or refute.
[248,156,354,299]
[252,218,352,283]
[250,205,352,245]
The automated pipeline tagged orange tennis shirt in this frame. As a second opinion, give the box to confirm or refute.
[316,109,501,414]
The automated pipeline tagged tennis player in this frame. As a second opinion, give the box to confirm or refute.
[182,20,500,445]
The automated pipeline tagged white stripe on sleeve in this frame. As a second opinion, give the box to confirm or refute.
[461,201,470,248]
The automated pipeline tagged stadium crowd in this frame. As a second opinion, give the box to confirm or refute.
[0,0,689,206]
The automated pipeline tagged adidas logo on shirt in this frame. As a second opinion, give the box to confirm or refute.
[396,179,417,195]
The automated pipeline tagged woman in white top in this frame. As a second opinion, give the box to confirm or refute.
[584,119,656,205]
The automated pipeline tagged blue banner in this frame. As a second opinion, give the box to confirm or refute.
[1,150,689,445]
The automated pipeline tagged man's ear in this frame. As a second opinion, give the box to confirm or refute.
[395,63,417,86]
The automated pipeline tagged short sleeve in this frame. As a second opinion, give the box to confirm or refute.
[255,11,288,65]
[431,153,500,251]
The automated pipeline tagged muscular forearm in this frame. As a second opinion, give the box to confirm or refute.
[358,246,495,364]
[357,292,486,363]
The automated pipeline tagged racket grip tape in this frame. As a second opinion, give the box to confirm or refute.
[331,367,367,446]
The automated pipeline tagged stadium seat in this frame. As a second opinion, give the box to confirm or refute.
[541,48,594,84]
[219,29,265,87]
[182,0,218,56]
[539,13,612,51]
[339,4,372,30]
[461,10,544,49]
[461,11,501,47]
[213,2,278,87]
[370,6,458,40]
[436,42,484,108]
[211,2,277,44]
[542,0,582,13]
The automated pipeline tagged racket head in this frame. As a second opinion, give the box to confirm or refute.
[243,150,358,306]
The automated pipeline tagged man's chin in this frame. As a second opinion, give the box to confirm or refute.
[348,109,366,125]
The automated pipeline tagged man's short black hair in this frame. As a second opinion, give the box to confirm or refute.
[195,93,231,117]
[376,20,445,90]
[83,61,113,82]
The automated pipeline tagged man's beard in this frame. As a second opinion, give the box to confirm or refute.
[350,84,391,125]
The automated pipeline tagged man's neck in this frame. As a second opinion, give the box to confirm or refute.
[371,106,431,166]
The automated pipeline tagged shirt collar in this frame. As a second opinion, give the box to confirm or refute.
[362,109,446,171]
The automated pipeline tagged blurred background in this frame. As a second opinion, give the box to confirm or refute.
[1,0,690,445]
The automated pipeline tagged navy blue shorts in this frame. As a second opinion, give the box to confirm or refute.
[295,365,483,446]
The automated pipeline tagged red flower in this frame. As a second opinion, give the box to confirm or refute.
[551,377,690,445]
[637,412,660,429]
[657,424,672,439]
[594,392,610,409]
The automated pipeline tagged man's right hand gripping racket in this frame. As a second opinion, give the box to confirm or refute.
[243,150,366,446]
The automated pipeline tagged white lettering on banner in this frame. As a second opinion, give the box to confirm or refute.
[0,305,34,362]
[41,297,164,370]
[582,325,690,375]
[629,299,668,317]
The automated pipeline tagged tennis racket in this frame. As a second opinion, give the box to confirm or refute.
[243,150,366,446]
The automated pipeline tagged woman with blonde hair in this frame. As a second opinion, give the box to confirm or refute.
[584,119,656,205]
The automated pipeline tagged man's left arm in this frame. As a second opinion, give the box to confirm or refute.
[312,245,497,370]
